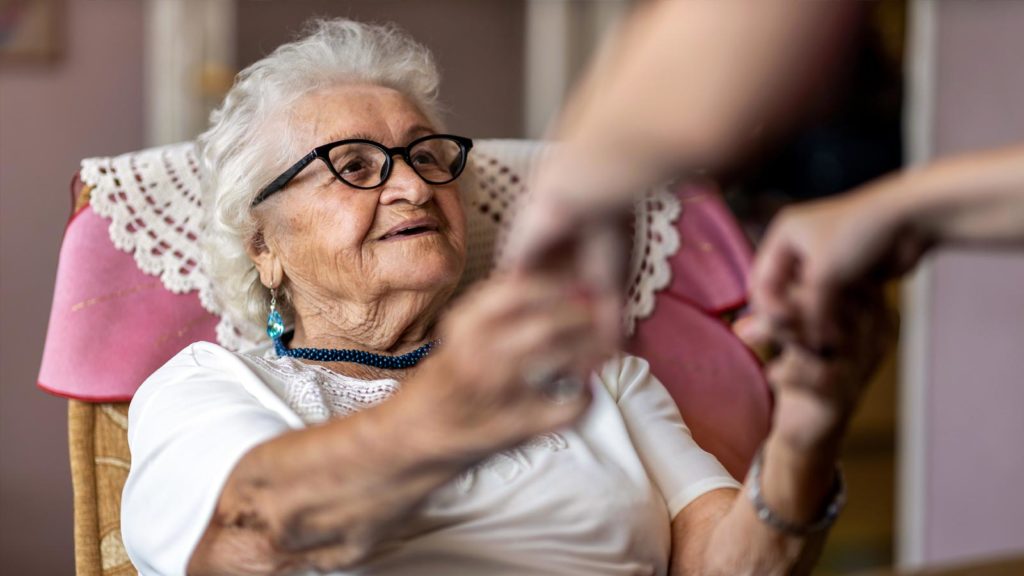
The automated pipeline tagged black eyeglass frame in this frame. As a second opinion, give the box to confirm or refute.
[251,134,474,206]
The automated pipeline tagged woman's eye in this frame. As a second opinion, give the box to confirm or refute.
[341,159,366,175]
[412,152,439,166]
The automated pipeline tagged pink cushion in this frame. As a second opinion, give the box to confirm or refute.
[626,187,769,478]
[668,184,753,313]
[38,191,217,402]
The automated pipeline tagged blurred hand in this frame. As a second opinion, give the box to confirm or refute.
[502,145,643,359]
[413,273,611,459]
[749,190,926,352]
[736,285,895,450]
[503,183,632,359]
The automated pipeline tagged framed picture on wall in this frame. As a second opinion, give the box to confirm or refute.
[0,0,65,65]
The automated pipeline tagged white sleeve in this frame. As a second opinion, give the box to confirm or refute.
[121,342,296,576]
[606,355,742,519]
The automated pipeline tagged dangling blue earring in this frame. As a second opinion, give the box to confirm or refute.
[266,288,285,340]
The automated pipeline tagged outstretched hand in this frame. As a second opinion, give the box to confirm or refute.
[749,189,925,353]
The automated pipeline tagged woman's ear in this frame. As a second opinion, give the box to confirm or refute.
[247,230,284,289]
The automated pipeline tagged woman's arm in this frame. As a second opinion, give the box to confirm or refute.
[187,388,473,575]
[670,437,836,575]
[670,282,891,575]
[186,276,602,575]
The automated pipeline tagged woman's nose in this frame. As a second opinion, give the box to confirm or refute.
[378,158,434,206]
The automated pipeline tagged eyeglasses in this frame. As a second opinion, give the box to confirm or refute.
[251,134,474,206]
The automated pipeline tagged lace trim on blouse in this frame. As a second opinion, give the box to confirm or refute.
[244,353,567,491]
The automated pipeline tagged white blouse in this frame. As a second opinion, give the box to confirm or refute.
[122,342,740,576]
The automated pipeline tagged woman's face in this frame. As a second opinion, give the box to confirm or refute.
[253,84,467,312]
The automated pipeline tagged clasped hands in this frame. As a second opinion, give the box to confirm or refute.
[502,164,897,457]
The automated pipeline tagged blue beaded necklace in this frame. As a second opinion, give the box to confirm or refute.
[273,332,439,369]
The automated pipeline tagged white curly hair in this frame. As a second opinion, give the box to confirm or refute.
[198,19,446,334]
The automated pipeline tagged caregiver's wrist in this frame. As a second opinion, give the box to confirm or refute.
[861,169,941,255]
[534,142,660,214]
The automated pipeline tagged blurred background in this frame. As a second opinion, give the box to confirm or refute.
[1,1,1022,574]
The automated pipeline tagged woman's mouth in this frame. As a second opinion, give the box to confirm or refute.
[379,217,441,241]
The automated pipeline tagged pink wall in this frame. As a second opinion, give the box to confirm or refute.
[0,1,145,573]
[922,0,1024,565]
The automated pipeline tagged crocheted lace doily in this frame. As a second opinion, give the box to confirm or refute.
[83,140,681,350]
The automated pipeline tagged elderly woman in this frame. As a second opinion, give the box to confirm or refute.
[122,19,885,576]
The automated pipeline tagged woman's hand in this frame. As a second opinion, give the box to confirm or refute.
[679,287,894,576]
[408,273,608,460]
[739,284,894,452]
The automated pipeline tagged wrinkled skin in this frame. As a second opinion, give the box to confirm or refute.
[248,84,468,354]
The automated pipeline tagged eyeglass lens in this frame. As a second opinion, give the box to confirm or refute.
[327,137,466,188]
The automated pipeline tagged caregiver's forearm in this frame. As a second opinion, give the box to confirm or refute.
[553,1,854,191]
[188,385,477,575]
[890,144,1024,249]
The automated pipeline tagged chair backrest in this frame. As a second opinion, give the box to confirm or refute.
[626,183,771,478]
[41,140,769,575]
